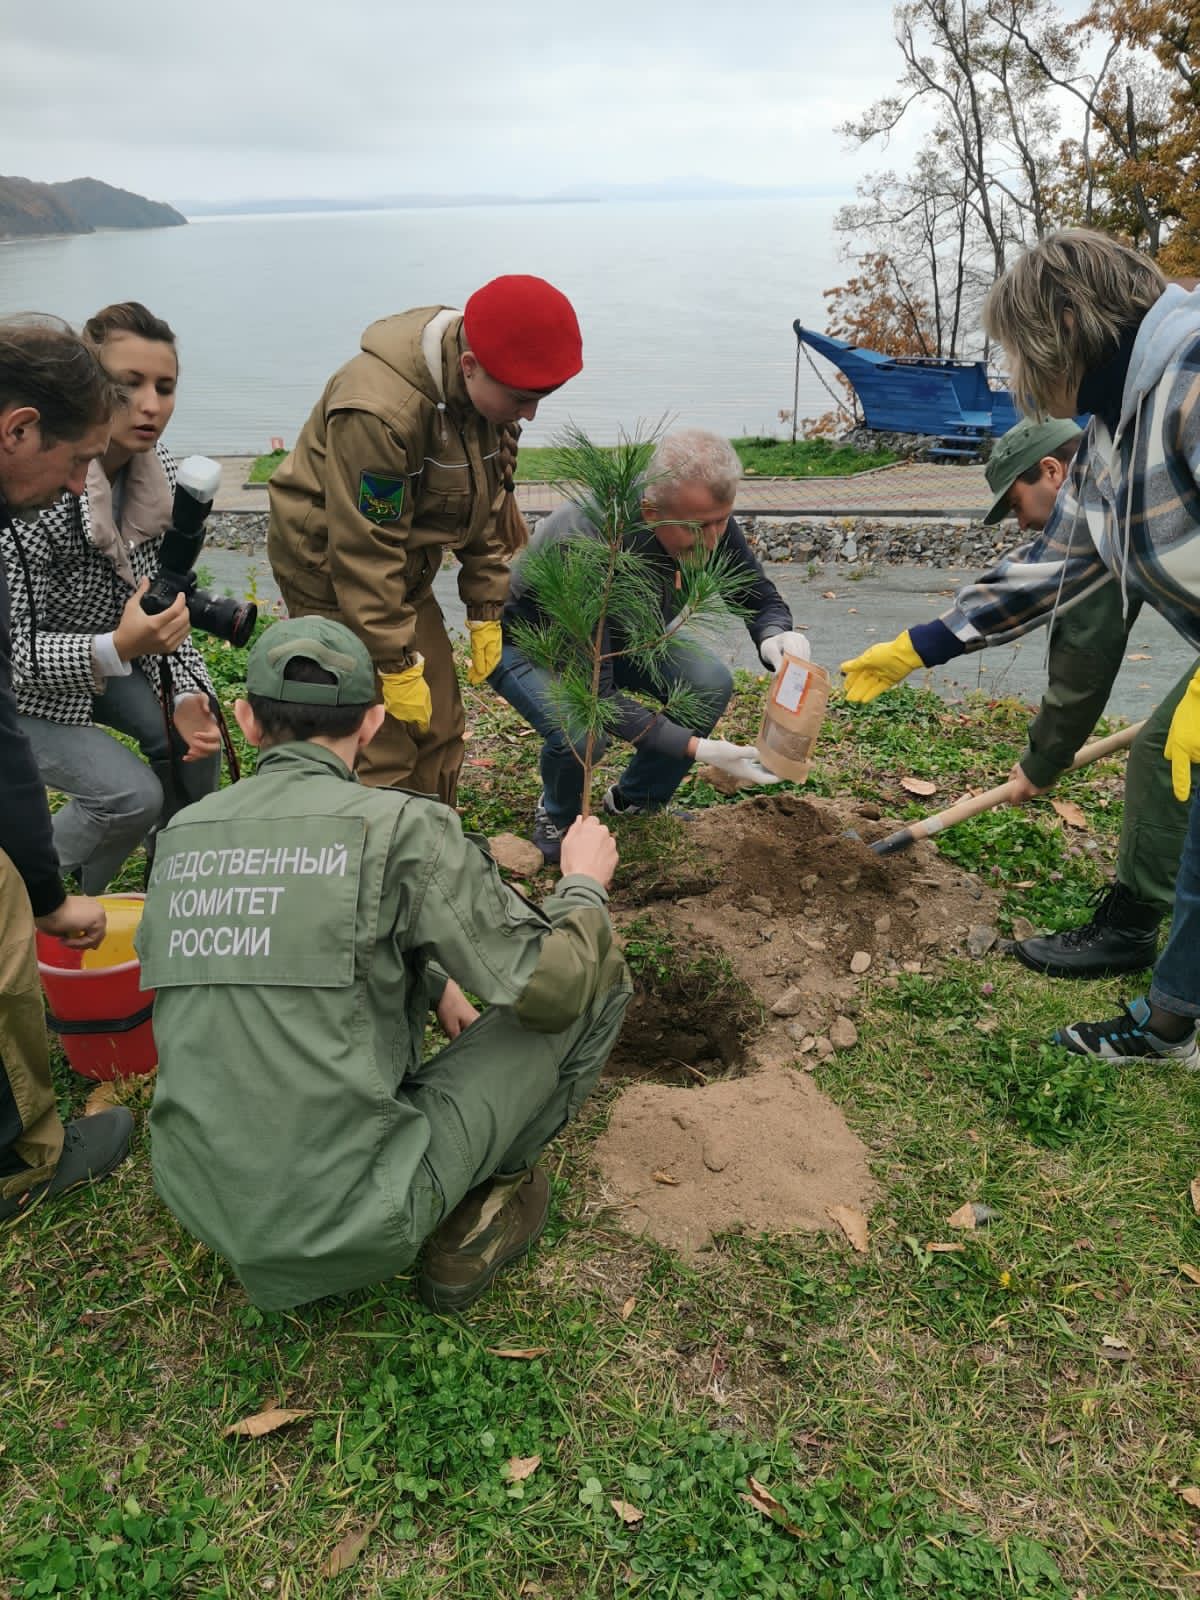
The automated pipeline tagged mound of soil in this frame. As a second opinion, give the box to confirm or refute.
[593,791,1000,1256]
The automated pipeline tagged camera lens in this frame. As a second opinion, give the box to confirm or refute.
[187,590,259,648]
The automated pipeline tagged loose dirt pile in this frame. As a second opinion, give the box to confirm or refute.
[592,791,1001,1256]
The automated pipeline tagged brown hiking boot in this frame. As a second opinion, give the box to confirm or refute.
[417,1166,550,1313]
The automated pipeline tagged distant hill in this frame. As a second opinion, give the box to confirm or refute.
[0,175,186,240]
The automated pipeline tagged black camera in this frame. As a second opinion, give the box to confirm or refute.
[141,455,257,648]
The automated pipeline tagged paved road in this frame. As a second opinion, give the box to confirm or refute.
[202,545,1190,724]
[211,457,994,517]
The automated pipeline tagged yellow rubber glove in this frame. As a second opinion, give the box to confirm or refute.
[840,630,924,705]
[380,657,432,733]
[466,619,502,686]
[1163,665,1200,801]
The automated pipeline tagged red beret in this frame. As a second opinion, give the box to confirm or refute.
[463,275,583,391]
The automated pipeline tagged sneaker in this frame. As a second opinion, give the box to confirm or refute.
[418,1166,551,1314]
[1056,997,1200,1068]
[1010,881,1161,979]
[531,796,568,865]
[0,1107,134,1221]
[602,783,693,819]
[602,783,645,816]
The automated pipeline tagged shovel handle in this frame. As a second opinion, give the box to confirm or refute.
[870,719,1145,856]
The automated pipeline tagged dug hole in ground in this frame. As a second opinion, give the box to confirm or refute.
[582,791,1001,1257]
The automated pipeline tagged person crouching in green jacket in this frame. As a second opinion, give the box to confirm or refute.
[137,616,631,1314]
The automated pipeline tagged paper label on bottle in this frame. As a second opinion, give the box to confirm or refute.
[772,660,811,713]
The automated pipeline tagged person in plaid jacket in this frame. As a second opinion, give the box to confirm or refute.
[0,303,221,894]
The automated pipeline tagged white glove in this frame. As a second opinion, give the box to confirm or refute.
[759,630,811,671]
[694,738,782,785]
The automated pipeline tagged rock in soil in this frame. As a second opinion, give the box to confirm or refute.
[770,987,807,1018]
[488,832,545,877]
[830,1016,859,1050]
[966,923,999,957]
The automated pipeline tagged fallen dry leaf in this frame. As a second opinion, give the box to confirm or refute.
[947,1202,978,1231]
[652,1170,680,1186]
[1051,798,1088,829]
[322,1517,378,1578]
[826,1204,869,1253]
[83,1080,120,1116]
[821,590,838,600]
[743,1475,805,1538]
[1098,1335,1133,1361]
[485,1346,549,1360]
[1179,1485,1200,1510]
[1190,1177,1200,1216]
[1126,652,1151,661]
[1178,1264,1200,1286]
[619,1296,636,1321]
[503,1454,542,1483]
[610,1499,644,1525]
[925,1242,966,1254]
[900,776,937,797]
[223,1406,310,1439]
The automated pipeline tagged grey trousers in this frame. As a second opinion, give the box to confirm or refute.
[19,670,220,894]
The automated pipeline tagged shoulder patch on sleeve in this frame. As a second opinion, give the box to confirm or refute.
[358,472,407,524]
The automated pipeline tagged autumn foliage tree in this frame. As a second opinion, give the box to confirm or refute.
[823,0,1200,393]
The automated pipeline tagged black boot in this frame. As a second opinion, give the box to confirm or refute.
[1010,880,1162,979]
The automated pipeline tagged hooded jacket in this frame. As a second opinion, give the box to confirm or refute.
[908,285,1200,665]
[267,308,511,675]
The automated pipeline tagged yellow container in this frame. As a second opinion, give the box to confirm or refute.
[81,895,145,970]
[757,655,830,782]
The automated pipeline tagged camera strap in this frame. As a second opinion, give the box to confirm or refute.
[157,656,242,792]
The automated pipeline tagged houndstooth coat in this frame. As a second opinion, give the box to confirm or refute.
[0,443,215,726]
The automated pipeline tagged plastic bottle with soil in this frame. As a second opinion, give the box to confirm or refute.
[757,652,830,783]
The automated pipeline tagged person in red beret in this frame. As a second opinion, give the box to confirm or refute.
[267,275,583,802]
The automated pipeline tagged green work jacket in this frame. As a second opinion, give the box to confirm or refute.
[137,741,618,1308]
[1020,581,1137,788]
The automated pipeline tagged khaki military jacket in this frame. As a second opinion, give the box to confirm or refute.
[267,308,510,674]
[137,741,620,1308]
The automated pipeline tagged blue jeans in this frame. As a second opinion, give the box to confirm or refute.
[1149,786,1200,1018]
[489,637,733,825]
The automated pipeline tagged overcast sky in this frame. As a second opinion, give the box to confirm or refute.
[2,0,940,209]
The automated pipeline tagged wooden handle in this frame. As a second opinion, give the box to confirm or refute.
[870,719,1145,856]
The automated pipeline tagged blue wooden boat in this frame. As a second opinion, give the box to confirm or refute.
[794,323,1021,447]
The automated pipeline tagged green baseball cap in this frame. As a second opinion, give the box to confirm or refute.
[983,417,1082,525]
[246,617,377,705]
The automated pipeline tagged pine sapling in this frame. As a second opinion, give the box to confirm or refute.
[508,425,753,816]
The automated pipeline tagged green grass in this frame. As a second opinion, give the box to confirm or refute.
[246,436,897,487]
[245,449,286,484]
[8,638,1200,1597]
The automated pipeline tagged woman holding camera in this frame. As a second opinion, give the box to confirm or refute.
[268,274,583,804]
[0,302,222,894]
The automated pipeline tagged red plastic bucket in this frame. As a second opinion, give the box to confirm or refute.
[36,894,157,1081]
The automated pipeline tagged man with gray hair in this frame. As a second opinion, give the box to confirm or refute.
[492,427,810,862]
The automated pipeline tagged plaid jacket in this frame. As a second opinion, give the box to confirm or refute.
[911,286,1200,664]
[0,444,214,726]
